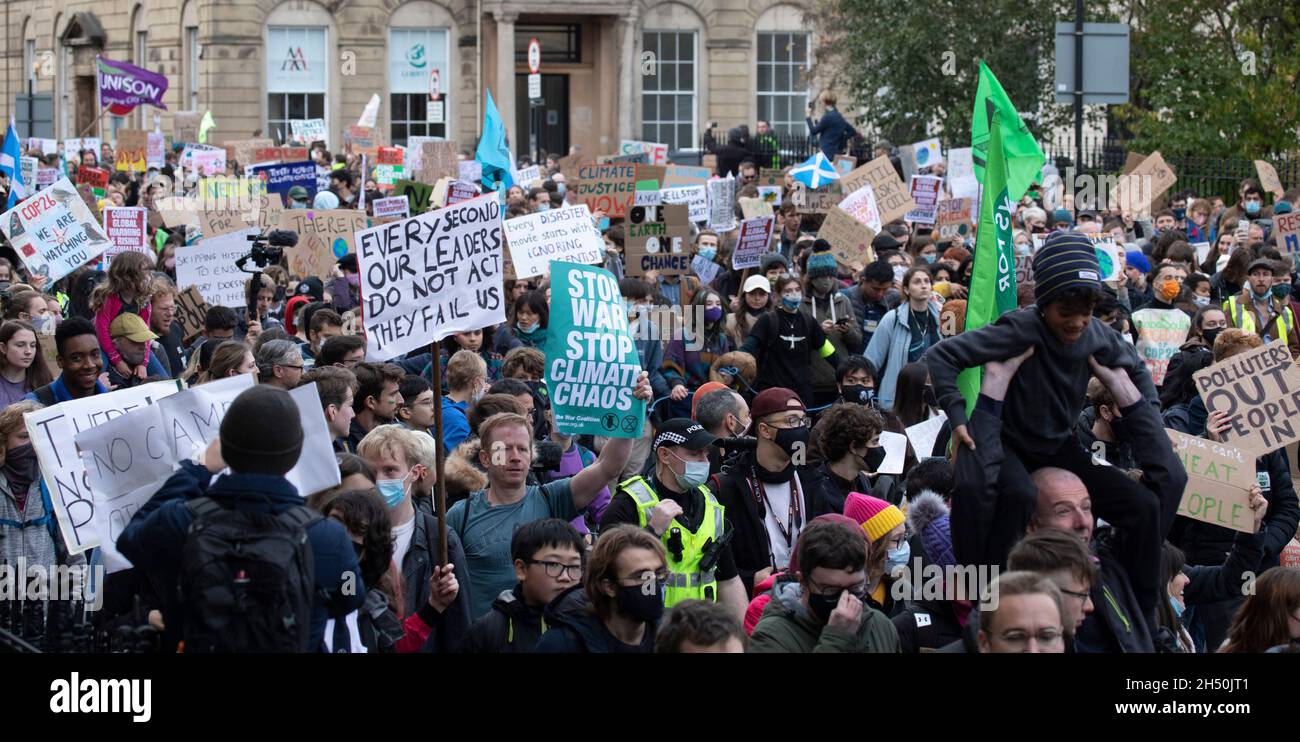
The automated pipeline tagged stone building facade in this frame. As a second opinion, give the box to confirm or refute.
[1,0,818,159]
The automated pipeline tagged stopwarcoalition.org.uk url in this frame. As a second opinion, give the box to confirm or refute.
[1114,702,1250,717]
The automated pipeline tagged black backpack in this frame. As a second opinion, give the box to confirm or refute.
[179,497,322,653]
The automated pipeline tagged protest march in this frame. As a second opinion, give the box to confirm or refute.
[1,4,1299,725]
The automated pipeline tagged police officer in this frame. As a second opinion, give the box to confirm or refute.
[599,418,749,620]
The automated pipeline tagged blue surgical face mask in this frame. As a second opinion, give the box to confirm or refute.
[598,217,610,231]
[671,452,711,490]
[781,294,802,311]
[517,321,537,334]
[698,246,717,261]
[1245,200,1261,215]
[886,541,910,574]
[1169,594,1184,619]
[29,315,55,333]
[376,472,411,508]
[537,202,550,211]
[556,182,567,195]
[923,254,936,264]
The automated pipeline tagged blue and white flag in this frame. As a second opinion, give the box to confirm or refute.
[1,119,25,209]
[790,151,839,190]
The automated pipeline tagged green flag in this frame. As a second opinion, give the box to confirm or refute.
[958,111,1018,415]
[971,61,1045,202]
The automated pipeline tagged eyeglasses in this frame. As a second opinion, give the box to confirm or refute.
[765,415,810,429]
[526,559,584,579]
[807,578,868,601]
[1059,587,1092,604]
[277,364,304,371]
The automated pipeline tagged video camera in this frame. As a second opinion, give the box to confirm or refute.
[237,229,298,274]
[712,436,757,452]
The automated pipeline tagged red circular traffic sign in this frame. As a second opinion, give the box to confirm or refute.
[527,38,541,73]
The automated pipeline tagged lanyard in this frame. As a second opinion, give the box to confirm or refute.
[751,472,802,552]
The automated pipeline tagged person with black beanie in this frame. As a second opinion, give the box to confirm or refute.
[118,386,366,652]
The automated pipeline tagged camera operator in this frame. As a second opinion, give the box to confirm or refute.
[693,387,751,477]
[235,230,296,344]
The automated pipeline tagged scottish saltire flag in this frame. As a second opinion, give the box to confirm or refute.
[790,151,839,189]
[1,120,24,209]
[97,57,169,116]
[475,89,514,193]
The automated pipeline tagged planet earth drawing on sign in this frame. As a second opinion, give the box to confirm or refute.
[332,238,349,259]
[1095,246,1115,278]
[916,147,930,166]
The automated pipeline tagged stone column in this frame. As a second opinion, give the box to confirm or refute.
[494,9,518,152]
[616,12,639,141]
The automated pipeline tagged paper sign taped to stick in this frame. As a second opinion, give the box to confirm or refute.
[504,204,605,279]
[26,381,182,555]
[176,227,261,308]
[817,206,877,266]
[625,203,692,277]
[841,155,916,224]
[731,216,775,270]
[1194,340,1300,455]
[1,177,113,282]
[279,209,369,279]
[544,262,647,438]
[1166,429,1256,533]
[575,163,637,219]
[356,192,506,360]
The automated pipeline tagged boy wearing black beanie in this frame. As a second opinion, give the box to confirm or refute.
[119,386,365,652]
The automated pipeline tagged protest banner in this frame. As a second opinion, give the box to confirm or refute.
[395,179,435,215]
[937,198,975,241]
[1255,160,1284,199]
[839,183,883,232]
[620,140,668,165]
[446,180,480,206]
[198,191,284,237]
[635,164,666,189]
[253,146,309,164]
[905,411,948,459]
[905,175,943,224]
[77,166,110,192]
[28,137,59,156]
[1166,429,1256,533]
[372,195,410,221]
[513,165,542,186]
[279,209,370,279]
[248,160,318,204]
[817,206,876,266]
[1274,211,1300,254]
[26,381,181,554]
[355,191,506,360]
[1133,306,1190,386]
[146,132,166,169]
[575,163,637,219]
[63,137,102,165]
[1015,255,1035,285]
[114,129,148,172]
[1194,340,1300,455]
[791,182,841,214]
[946,147,979,199]
[911,138,943,168]
[544,262,647,438]
[660,185,708,223]
[840,155,916,224]
[692,255,720,285]
[174,112,200,143]
[175,285,211,341]
[624,203,692,277]
[739,197,772,220]
[290,118,328,145]
[20,157,37,192]
[102,207,150,265]
[708,176,737,232]
[1,178,113,282]
[458,160,482,184]
[731,215,775,270]
[176,227,261,308]
[504,204,605,279]
[1115,151,1176,218]
[833,155,858,177]
[223,138,275,170]
[664,164,710,187]
[758,168,783,187]
[757,185,782,205]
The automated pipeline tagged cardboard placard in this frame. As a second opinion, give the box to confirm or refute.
[1274,211,1300,254]
[791,182,840,214]
[345,126,379,160]
[418,140,459,184]
[731,215,775,270]
[513,165,542,186]
[446,180,480,206]
[575,163,637,219]
[620,140,668,166]
[739,197,772,220]
[624,203,692,276]
[2,177,113,282]
[1116,151,1177,218]
[833,155,858,176]
[937,198,975,241]
[557,153,593,173]
[1015,255,1035,285]
[175,285,211,342]
[77,166,110,190]
[664,164,711,187]
[1255,160,1284,199]
[841,155,916,225]
[904,175,943,224]
[503,204,605,279]
[174,112,200,144]
[253,146,309,163]
[223,138,275,170]
[278,209,370,279]
[175,228,261,309]
[354,192,506,360]
[114,129,148,172]
[1166,429,1256,533]
[817,206,877,266]
[198,191,285,237]
[1194,340,1300,455]
[395,179,435,215]
[758,168,783,187]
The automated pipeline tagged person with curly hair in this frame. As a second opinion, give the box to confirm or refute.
[812,402,886,517]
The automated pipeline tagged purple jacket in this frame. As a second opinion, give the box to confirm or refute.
[549,442,609,534]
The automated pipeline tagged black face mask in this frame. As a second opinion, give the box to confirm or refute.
[861,446,886,472]
[773,425,810,459]
[615,581,665,625]
[1202,327,1222,348]
[842,385,876,407]
[807,590,840,624]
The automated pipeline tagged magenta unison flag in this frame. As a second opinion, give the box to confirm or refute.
[97,57,169,115]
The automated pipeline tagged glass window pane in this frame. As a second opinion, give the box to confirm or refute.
[644,33,659,57]
[661,95,675,122]
[644,95,658,121]
[678,63,693,92]
[682,33,695,63]
[411,94,426,119]
[269,94,284,121]
[792,35,808,63]
[775,65,789,92]
[758,64,771,93]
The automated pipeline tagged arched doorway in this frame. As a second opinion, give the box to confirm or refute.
[59,12,106,137]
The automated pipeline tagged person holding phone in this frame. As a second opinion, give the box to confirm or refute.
[805,91,859,161]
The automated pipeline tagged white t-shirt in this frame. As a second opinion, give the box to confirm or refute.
[761,477,798,569]
[392,515,416,571]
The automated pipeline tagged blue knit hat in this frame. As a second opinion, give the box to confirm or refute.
[1123,248,1150,275]
[1276,200,1293,215]
[806,239,838,278]
[1032,232,1101,305]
